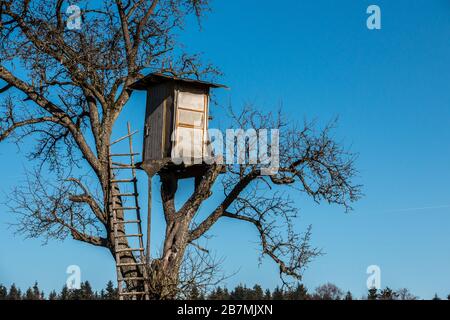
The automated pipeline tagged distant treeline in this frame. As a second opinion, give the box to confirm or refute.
[0,281,447,300]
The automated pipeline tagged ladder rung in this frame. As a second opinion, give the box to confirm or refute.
[111,179,136,183]
[118,277,146,281]
[112,162,129,166]
[110,153,139,157]
[110,130,139,146]
[116,248,144,253]
[114,220,141,224]
[112,166,137,169]
[115,193,138,197]
[119,292,146,296]
[112,162,136,168]
[117,234,143,238]
[113,207,139,211]
[117,262,146,267]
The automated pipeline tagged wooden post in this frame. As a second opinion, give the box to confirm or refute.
[194,175,202,190]
[146,176,152,265]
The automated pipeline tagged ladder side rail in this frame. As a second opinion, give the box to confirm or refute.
[127,122,150,300]
[109,146,124,300]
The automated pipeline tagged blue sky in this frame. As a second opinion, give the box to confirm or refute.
[1,0,450,299]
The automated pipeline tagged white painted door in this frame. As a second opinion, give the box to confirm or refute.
[173,90,208,164]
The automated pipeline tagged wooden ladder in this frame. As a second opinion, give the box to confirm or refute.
[108,123,149,300]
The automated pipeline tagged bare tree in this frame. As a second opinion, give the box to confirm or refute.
[312,283,344,300]
[0,1,361,299]
[396,288,417,300]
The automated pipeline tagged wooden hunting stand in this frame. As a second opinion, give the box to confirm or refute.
[129,73,227,179]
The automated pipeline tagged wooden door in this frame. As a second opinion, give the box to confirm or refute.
[173,88,208,164]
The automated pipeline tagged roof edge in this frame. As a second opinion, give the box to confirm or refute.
[129,73,228,90]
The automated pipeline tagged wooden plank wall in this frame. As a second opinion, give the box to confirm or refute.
[143,82,173,161]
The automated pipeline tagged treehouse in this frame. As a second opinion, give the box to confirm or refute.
[130,73,227,178]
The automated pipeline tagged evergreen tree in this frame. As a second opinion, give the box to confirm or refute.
[432,294,441,301]
[7,284,21,300]
[48,290,58,300]
[32,282,42,300]
[264,289,271,300]
[188,286,201,300]
[104,281,118,300]
[367,287,378,300]
[223,288,230,300]
[344,291,353,300]
[379,287,397,300]
[24,287,35,300]
[59,285,71,300]
[70,288,82,300]
[272,286,284,300]
[250,285,264,300]
[208,286,230,300]
[0,284,7,300]
[208,287,222,300]
[286,284,309,300]
[230,284,247,300]
[80,281,94,300]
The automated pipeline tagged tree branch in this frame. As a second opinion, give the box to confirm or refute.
[66,178,107,225]
[0,116,58,142]
[222,212,320,282]
[189,169,259,241]
[0,65,103,176]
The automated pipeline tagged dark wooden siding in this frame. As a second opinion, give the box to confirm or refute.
[163,92,174,158]
[143,82,174,161]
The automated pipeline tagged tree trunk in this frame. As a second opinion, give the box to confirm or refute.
[148,215,191,299]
